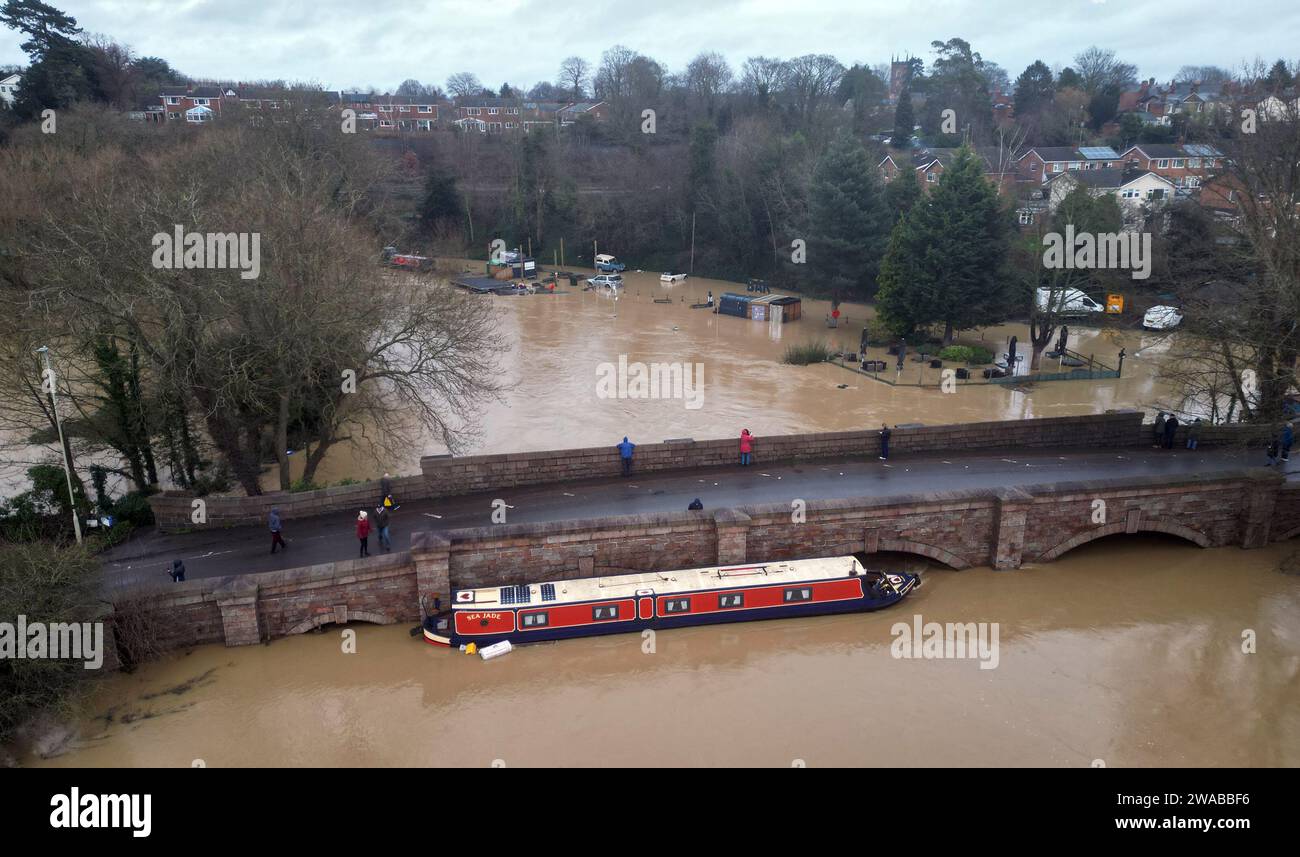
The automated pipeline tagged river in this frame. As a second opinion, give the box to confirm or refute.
[24,536,1300,767]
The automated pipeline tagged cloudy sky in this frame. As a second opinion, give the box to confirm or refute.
[2,0,1297,91]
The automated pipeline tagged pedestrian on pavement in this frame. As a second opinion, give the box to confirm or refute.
[357,510,371,557]
[380,472,396,509]
[1186,418,1202,450]
[270,507,287,554]
[169,559,186,582]
[1153,411,1166,448]
[1282,422,1294,462]
[739,429,753,466]
[1266,435,1281,467]
[879,424,892,460]
[617,436,636,477]
[1162,414,1179,449]
[376,504,392,552]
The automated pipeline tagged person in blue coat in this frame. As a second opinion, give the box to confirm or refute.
[617,436,636,477]
[1282,422,1294,462]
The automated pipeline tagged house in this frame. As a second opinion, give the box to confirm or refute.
[1256,93,1300,120]
[1046,168,1176,229]
[0,72,19,107]
[1119,143,1222,191]
[1017,147,1086,183]
[456,98,523,131]
[556,101,607,124]
[159,85,229,121]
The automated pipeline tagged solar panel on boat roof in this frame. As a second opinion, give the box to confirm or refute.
[541,583,557,601]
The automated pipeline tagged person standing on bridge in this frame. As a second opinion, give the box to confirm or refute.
[1186,418,1202,451]
[357,510,371,557]
[879,424,892,460]
[270,507,287,554]
[380,472,396,509]
[618,436,636,477]
[1153,412,1166,448]
[169,559,186,583]
[375,504,392,552]
[739,429,753,466]
[1266,434,1281,467]
[1282,422,1294,462]
[1162,414,1179,449]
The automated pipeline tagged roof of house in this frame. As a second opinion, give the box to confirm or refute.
[1048,168,1125,189]
[1022,146,1083,163]
[160,86,224,99]
[1124,143,1186,159]
[558,101,604,113]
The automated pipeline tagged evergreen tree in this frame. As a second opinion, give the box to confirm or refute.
[419,162,463,233]
[805,134,892,300]
[884,167,921,225]
[1056,67,1082,90]
[1265,59,1294,94]
[1013,61,1055,117]
[892,81,914,148]
[876,148,1014,343]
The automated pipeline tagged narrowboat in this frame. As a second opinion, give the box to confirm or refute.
[420,554,919,648]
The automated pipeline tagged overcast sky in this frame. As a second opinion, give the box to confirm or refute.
[2,0,1297,91]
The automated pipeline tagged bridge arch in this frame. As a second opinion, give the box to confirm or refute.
[873,538,972,570]
[285,609,397,636]
[1035,519,1211,563]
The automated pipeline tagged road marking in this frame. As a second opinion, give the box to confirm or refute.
[563,492,575,497]
[423,513,443,519]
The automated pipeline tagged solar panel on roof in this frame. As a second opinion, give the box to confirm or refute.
[541,583,557,602]
[1079,147,1119,159]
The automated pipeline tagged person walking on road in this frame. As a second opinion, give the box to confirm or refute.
[376,504,392,552]
[618,436,636,477]
[270,507,287,554]
[1282,422,1294,462]
[1162,414,1179,449]
[169,559,186,582]
[879,424,892,460]
[356,510,371,557]
[1186,418,1202,450]
[739,429,753,466]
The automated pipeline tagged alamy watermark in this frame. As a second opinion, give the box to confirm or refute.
[890,613,1000,669]
[1042,225,1151,280]
[152,225,261,280]
[1,614,104,669]
[596,355,704,410]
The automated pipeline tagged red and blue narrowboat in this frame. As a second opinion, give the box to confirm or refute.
[420,553,919,648]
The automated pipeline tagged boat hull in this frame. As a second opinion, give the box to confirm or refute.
[423,572,917,649]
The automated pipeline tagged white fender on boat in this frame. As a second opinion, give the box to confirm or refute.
[480,640,514,661]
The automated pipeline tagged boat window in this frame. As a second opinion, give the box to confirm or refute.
[521,612,548,628]
[783,587,814,603]
[592,605,619,621]
[718,593,744,609]
[662,598,690,614]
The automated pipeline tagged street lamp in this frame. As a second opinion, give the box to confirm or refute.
[34,346,82,544]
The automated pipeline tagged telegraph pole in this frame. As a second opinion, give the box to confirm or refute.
[36,346,82,544]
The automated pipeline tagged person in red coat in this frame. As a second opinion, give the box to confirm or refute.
[356,510,371,557]
[739,429,754,466]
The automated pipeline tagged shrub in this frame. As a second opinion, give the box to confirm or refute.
[111,492,155,528]
[862,318,895,347]
[782,340,837,365]
[938,345,994,365]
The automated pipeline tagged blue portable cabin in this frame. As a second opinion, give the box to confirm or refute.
[717,292,753,318]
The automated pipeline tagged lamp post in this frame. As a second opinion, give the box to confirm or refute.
[35,346,82,544]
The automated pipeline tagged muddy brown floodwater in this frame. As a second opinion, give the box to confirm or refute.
[272,265,1174,488]
[26,537,1300,767]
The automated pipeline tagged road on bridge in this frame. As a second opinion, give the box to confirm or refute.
[102,445,1283,587]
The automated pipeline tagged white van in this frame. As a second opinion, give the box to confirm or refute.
[1035,287,1104,316]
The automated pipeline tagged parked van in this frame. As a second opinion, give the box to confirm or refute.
[595,254,626,273]
[1035,287,1104,316]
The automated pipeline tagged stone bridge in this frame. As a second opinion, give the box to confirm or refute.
[116,468,1297,651]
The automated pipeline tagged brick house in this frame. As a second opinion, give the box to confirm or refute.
[158,85,229,122]
[1119,143,1222,191]
[556,101,608,124]
[1046,168,1176,229]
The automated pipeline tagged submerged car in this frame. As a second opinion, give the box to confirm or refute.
[1142,305,1184,330]
[587,273,624,289]
[660,272,688,283]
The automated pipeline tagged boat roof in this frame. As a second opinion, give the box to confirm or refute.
[453,555,865,609]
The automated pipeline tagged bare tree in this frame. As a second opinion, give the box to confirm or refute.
[446,72,482,101]
[557,56,590,101]
[1072,46,1138,94]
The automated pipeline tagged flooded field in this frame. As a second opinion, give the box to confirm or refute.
[25,537,1300,768]
[276,265,1174,488]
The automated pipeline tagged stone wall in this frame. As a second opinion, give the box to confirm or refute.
[118,467,1290,655]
